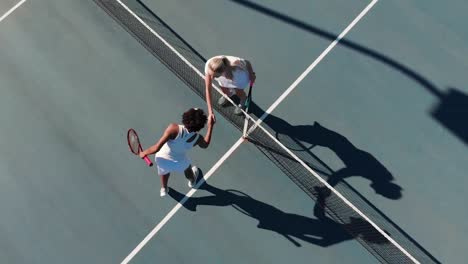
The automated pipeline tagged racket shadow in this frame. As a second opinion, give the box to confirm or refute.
[169,181,388,247]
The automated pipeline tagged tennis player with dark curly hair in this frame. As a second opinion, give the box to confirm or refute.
[139,108,214,197]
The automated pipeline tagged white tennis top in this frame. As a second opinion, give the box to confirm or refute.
[205,55,250,89]
[155,125,199,174]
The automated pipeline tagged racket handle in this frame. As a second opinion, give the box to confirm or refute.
[143,156,153,167]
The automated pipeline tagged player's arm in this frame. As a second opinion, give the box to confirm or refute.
[204,73,214,117]
[245,60,256,83]
[196,116,215,149]
[140,123,178,157]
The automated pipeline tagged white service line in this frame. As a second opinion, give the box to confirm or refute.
[121,138,244,264]
[0,0,26,23]
[252,0,379,129]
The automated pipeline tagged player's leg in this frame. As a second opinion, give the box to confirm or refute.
[235,89,247,104]
[234,88,248,115]
[184,165,199,188]
[218,86,234,106]
[160,173,170,197]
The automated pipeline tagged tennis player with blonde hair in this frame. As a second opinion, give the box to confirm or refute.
[204,55,256,118]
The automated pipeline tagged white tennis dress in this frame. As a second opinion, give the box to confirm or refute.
[205,55,250,90]
[155,125,200,175]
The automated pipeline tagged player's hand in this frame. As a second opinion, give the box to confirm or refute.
[139,151,147,159]
[208,113,216,125]
[249,72,256,83]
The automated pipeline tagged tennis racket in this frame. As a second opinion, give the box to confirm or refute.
[242,80,254,137]
[245,80,254,111]
[127,128,153,167]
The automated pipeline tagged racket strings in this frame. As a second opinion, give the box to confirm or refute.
[128,132,141,154]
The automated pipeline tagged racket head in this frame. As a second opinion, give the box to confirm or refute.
[127,128,142,155]
[245,81,254,111]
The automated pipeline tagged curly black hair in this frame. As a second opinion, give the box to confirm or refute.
[182,108,207,132]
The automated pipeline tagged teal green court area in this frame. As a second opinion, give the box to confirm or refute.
[0,0,466,263]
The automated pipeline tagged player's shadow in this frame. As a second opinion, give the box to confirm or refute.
[229,0,468,146]
[250,104,402,200]
[169,183,389,247]
[430,87,468,144]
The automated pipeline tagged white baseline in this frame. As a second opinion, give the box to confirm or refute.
[0,0,27,23]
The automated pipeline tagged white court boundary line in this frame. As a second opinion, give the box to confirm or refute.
[114,0,419,263]
[113,0,255,122]
[250,113,420,264]
[121,138,244,264]
[0,0,26,23]
[249,0,379,131]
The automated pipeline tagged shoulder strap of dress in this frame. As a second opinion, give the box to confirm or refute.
[174,125,184,140]
[190,133,200,146]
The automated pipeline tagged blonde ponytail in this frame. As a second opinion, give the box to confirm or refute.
[209,56,233,79]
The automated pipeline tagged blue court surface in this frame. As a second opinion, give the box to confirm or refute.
[0,0,467,263]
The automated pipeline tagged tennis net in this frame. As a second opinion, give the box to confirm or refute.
[93,0,440,263]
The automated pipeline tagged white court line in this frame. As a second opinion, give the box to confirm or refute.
[251,115,420,263]
[251,0,379,130]
[0,0,26,23]
[121,138,244,264]
[114,0,255,121]
[118,0,381,263]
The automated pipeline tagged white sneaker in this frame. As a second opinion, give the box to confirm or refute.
[234,103,246,115]
[217,96,229,106]
[160,187,169,197]
[188,166,200,188]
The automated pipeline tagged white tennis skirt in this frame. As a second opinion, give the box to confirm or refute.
[155,156,191,175]
[215,69,250,89]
